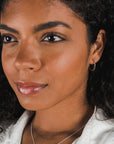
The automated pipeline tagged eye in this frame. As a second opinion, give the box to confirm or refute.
[41,32,65,43]
[1,34,18,44]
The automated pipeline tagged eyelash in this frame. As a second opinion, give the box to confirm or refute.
[1,34,18,44]
[1,32,66,44]
[41,32,66,43]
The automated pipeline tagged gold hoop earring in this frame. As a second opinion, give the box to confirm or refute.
[89,63,96,71]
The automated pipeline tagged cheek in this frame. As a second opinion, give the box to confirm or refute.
[2,49,14,81]
[46,45,89,93]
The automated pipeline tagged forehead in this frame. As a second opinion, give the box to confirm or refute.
[2,0,72,16]
[2,0,57,16]
[2,0,74,23]
[1,0,79,30]
[1,0,87,40]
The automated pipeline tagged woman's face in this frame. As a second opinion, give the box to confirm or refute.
[1,0,91,110]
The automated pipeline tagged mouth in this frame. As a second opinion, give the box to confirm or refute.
[15,81,48,95]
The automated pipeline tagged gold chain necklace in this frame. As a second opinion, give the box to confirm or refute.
[30,123,85,144]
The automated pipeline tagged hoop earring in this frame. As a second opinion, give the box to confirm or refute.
[89,63,96,71]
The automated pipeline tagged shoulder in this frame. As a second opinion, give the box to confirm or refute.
[0,121,14,143]
[76,108,114,144]
[100,130,114,144]
[0,111,34,144]
[92,108,114,144]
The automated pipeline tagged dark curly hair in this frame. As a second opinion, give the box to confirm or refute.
[0,0,114,123]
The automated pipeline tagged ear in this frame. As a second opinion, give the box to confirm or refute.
[88,29,107,65]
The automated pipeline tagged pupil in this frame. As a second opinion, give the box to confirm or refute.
[49,36,55,41]
[6,36,11,41]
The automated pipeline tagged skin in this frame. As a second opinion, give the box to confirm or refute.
[0,0,106,143]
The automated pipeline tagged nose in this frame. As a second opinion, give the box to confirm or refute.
[14,48,42,72]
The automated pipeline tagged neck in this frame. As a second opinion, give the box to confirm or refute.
[30,102,93,144]
[33,94,93,134]
[23,93,94,144]
[31,122,85,144]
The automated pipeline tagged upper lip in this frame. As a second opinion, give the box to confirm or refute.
[15,81,48,87]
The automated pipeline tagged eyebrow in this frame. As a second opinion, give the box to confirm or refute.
[0,21,71,34]
[0,24,19,34]
[33,21,71,33]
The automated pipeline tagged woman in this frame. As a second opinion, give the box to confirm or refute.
[0,0,114,143]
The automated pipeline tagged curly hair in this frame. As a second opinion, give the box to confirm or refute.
[0,0,114,122]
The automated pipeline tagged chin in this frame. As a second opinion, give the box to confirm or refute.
[17,96,58,112]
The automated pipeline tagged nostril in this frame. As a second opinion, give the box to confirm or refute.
[14,44,42,71]
[29,67,34,70]
[14,59,42,72]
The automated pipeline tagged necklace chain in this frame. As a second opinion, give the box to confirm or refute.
[30,123,85,144]
[31,123,36,144]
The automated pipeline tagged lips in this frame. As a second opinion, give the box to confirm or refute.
[15,81,48,95]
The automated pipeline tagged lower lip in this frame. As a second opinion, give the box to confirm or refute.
[17,85,47,95]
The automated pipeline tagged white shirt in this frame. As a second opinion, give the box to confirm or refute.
[0,108,114,144]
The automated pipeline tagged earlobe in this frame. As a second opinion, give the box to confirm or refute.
[89,29,106,65]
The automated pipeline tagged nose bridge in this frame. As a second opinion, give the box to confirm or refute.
[14,42,41,71]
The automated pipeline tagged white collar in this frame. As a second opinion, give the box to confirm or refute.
[3,111,33,144]
[2,108,114,144]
